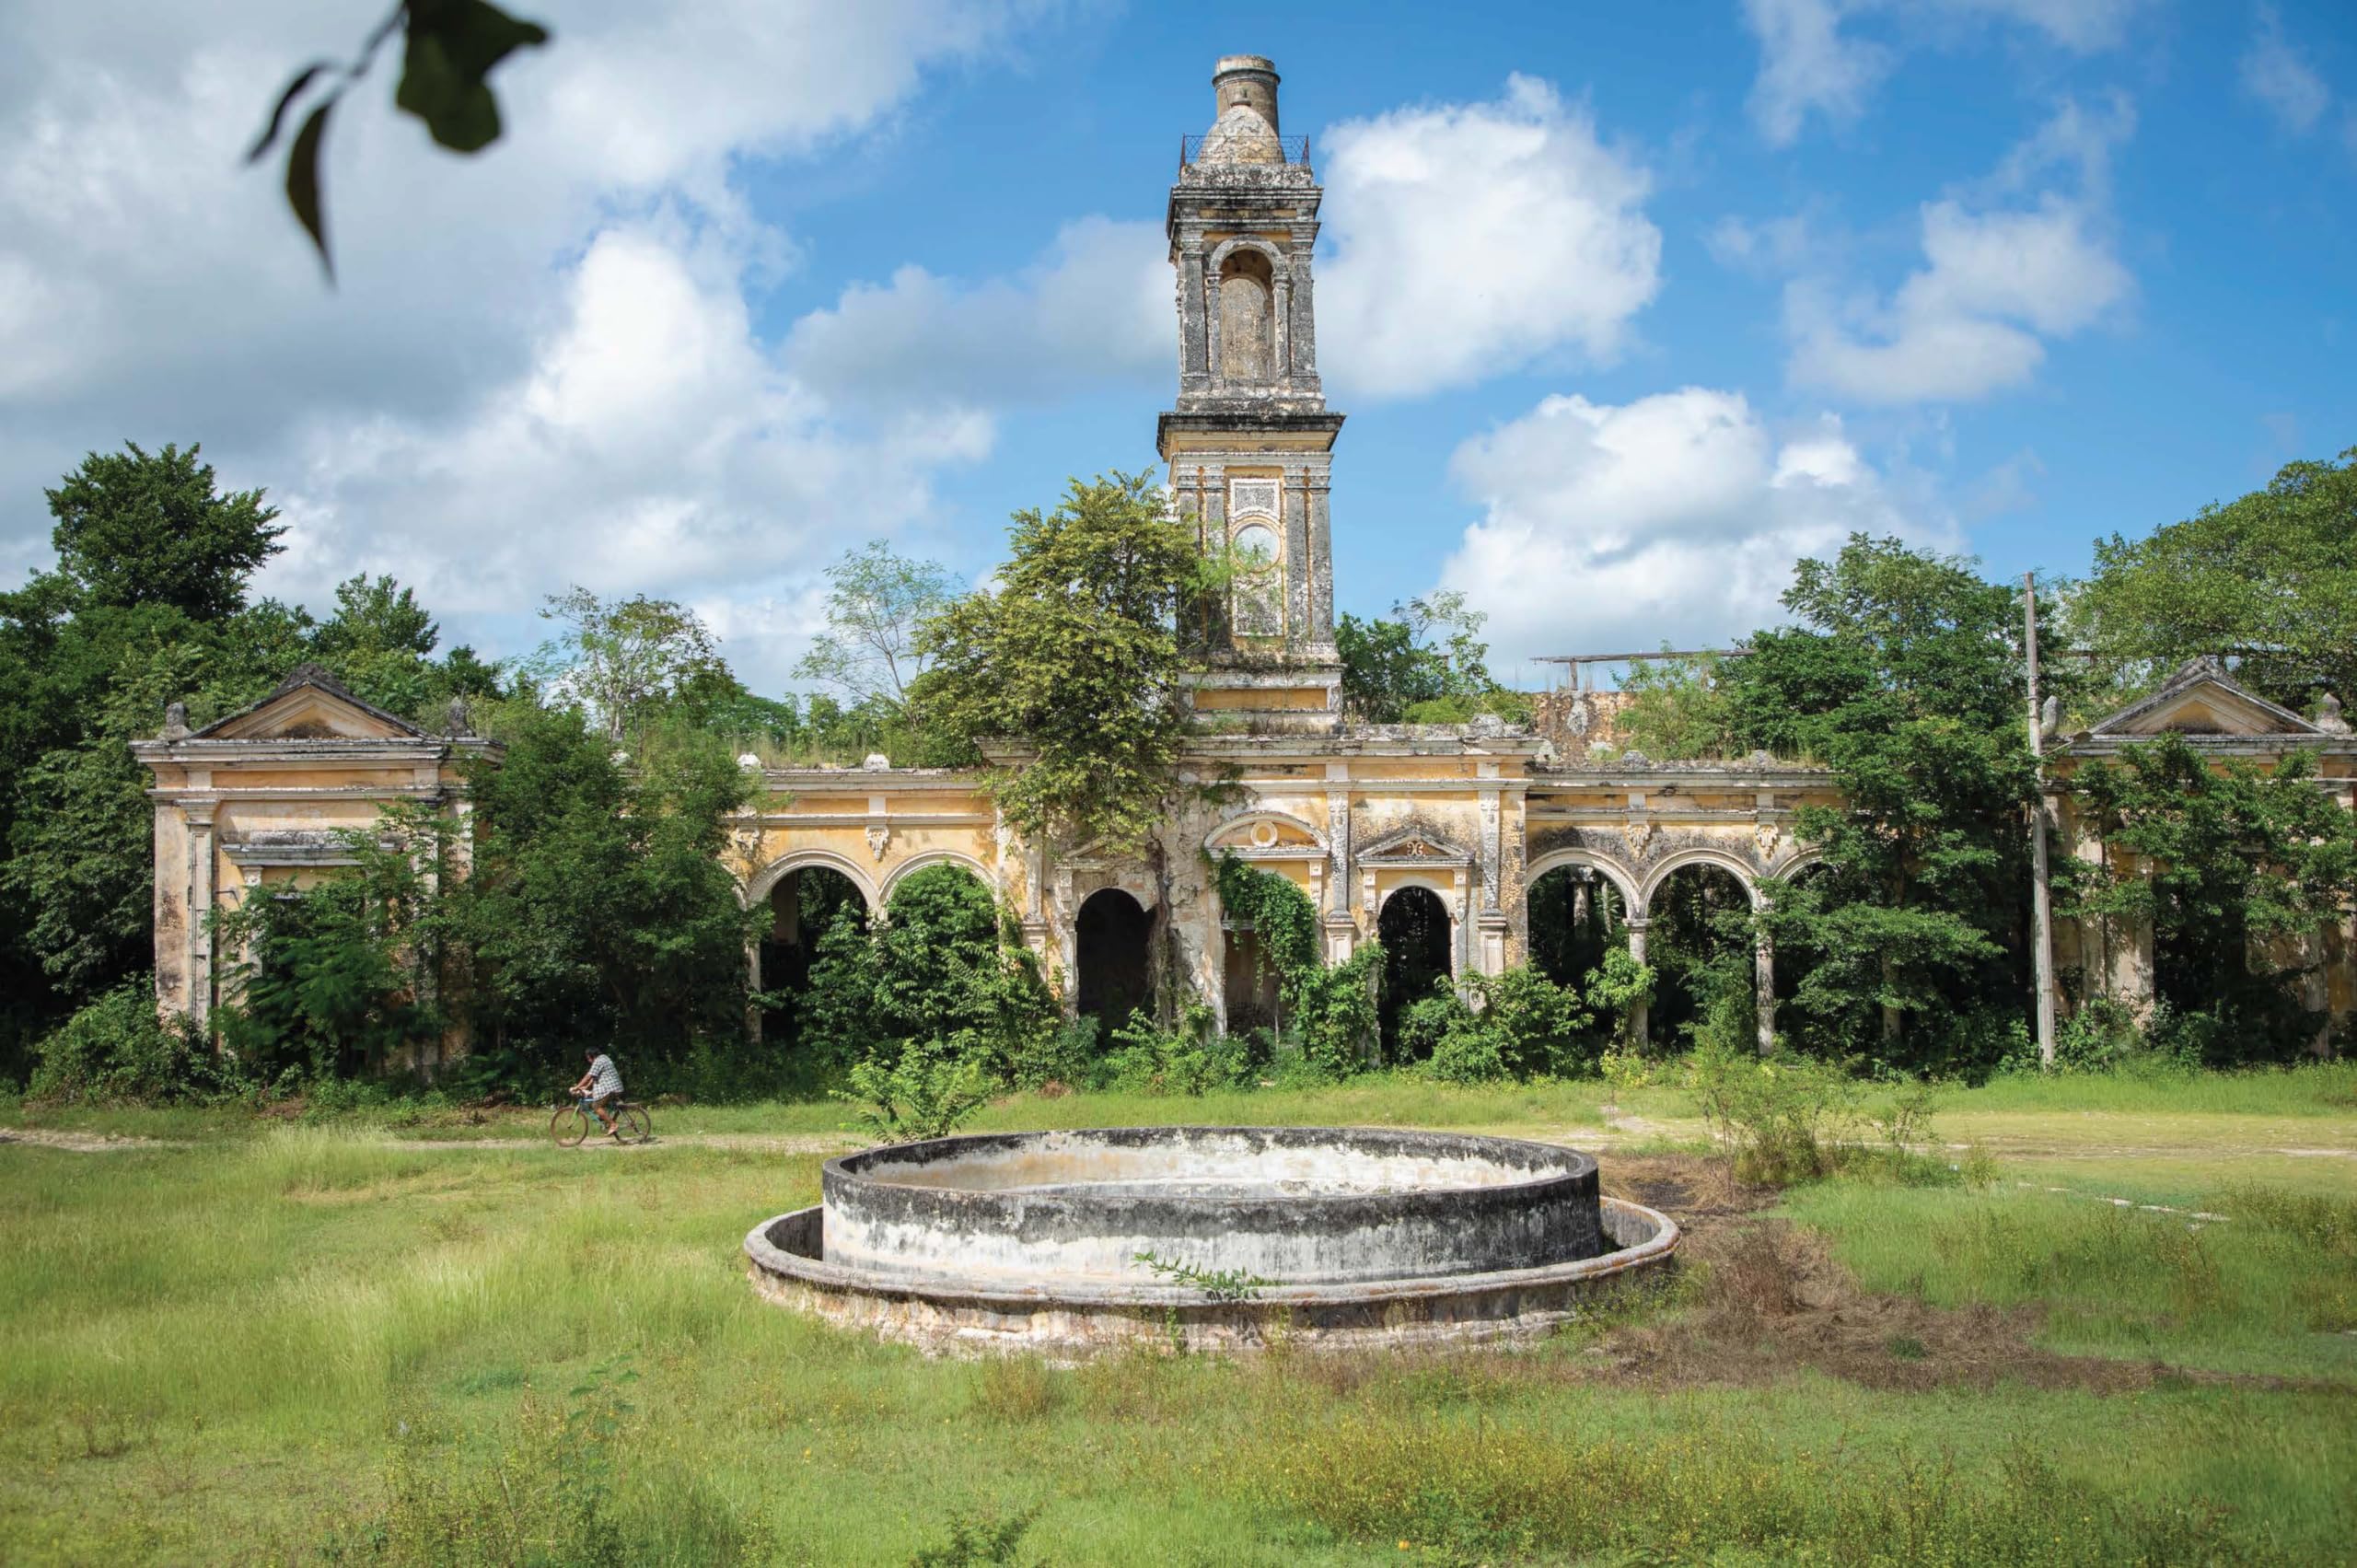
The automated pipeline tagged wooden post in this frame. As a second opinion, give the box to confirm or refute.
[2025,573,2058,1069]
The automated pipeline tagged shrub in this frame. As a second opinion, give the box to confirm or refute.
[1688,1039,1859,1184]
[28,977,221,1104]
[1101,1003,1253,1096]
[833,1038,993,1142]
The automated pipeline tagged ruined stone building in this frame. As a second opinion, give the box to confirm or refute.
[134,57,2355,1056]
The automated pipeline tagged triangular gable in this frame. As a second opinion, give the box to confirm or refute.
[195,664,427,741]
[1356,823,1473,864]
[2088,656,2321,739]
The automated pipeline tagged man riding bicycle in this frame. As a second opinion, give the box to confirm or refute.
[566,1048,625,1139]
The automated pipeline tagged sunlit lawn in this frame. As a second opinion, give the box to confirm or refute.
[2,1067,2353,1563]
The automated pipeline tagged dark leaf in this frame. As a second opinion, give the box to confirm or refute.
[285,99,335,279]
[248,63,333,163]
[395,0,550,154]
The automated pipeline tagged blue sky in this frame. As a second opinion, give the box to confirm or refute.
[4,1,2352,691]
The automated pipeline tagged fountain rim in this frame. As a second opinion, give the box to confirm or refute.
[745,1193,1678,1311]
[822,1123,1598,1217]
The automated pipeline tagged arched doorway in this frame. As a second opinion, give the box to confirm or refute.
[1648,863,1755,1048]
[1377,885,1454,1059]
[1526,863,1632,1040]
[1076,889,1153,1034]
[759,865,870,1058]
[877,864,1002,1040]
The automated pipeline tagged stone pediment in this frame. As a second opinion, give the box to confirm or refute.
[194,664,427,742]
[1356,823,1472,865]
[2087,656,2321,739]
[1204,810,1326,858]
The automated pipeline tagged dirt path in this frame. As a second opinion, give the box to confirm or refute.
[0,1126,180,1153]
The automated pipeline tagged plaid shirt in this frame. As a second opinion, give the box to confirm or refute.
[586,1055,622,1098]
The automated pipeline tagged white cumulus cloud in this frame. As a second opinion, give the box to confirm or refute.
[784,217,1168,408]
[0,1,1038,691]
[1315,75,1661,400]
[1742,0,2153,145]
[1436,388,1948,664]
[1782,97,2134,404]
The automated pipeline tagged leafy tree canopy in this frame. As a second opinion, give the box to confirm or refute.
[2073,447,2357,715]
[37,441,284,621]
[793,542,960,715]
[1729,536,2037,1074]
[914,470,1206,850]
[531,587,736,746]
[1338,591,1527,724]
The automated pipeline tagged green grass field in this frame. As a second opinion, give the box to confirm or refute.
[3,1069,2352,1564]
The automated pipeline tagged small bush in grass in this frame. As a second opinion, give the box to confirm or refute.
[833,1038,993,1142]
[28,977,225,1105]
[907,1507,1037,1567]
[969,1358,1062,1424]
[1101,1002,1254,1096]
[1687,1039,1858,1184]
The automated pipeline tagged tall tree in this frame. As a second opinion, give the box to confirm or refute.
[1338,591,1520,724]
[915,470,1204,850]
[41,442,284,621]
[531,587,733,745]
[2074,447,2357,714]
[1730,536,2037,1073]
[793,543,960,715]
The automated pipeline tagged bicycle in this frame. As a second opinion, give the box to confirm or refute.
[552,1093,652,1147]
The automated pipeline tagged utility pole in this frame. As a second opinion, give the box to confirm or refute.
[2024,574,2057,1068]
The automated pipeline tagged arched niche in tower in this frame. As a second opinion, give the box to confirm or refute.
[1217,248,1275,384]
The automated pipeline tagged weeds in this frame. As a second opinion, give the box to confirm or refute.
[1132,1250,1274,1302]
[907,1506,1037,1566]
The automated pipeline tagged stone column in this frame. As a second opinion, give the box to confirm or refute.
[1178,243,1210,393]
[1625,916,1650,1048]
[1271,274,1292,389]
[1306,474,1335,643]
[1323,770,1355,959]
[1283,469,1311,652]
[185,801,217,1028]
[1288,237,1319,385]
[1755,928,1776,1053]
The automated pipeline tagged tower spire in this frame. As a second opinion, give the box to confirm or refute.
[1160,55,1343,731]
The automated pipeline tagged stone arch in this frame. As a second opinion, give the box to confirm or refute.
[1213,243,1278,383]
[1202,808,1327,859]
[879,850,996,907]
[745,847,879,912]
[1524,848,1645,921]
[1205,234,1289,283]
[1376,874,1460,919]
[1640,848,1764,911]
[1075,887,1154,1031]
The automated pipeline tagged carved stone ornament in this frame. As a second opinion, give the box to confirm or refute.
[1620,819,1656,855]
[162,701,192,740]
[1755,820,1782,861]
[865,825,891,862]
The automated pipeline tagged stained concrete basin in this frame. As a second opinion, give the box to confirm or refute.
[747,1125,1678,1356]
[821,1125,1601,1286]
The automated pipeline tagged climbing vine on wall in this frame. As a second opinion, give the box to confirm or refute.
[1213,854,1383,1075]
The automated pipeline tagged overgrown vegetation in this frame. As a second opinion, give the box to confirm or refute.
[3,1100,2350,1562]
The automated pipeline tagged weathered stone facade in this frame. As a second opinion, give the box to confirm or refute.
[132,58,2356,1058]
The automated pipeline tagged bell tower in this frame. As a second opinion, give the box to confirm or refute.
[1159,54,1344,734]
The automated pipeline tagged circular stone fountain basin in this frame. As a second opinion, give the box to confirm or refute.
[746,1126,1679,1356]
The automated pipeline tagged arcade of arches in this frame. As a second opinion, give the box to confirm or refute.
[133,57,2357,1055]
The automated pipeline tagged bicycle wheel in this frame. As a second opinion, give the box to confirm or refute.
[618,1104,652,1145]
[551,1104,590,1148]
